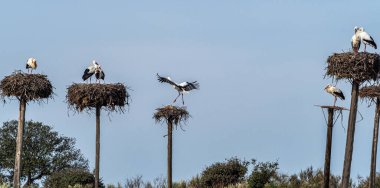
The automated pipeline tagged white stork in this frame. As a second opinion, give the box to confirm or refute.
[82,60,99,83]
[324,84,345,106]
[95,66,105,83]
[358,27,377,52]
[26,57,37,73]
[351,26,361,54]
[157,73,199,105]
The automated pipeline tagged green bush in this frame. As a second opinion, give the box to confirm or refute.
[44,168,102,188]
[200,157,249,187]
[247,160,278,188]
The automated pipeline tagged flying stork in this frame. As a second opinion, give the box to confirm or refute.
[26,57,37,73]
[351,27,361,54]
[82,60,99,83]
[358,27,377,52]
[324,84,345,106]
[95,66,105,83]
[157,73,199,105]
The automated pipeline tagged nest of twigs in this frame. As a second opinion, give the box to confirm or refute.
[359,85,380,104]
[326,52,380,83]
[66,83,129,112]
[154,105,190,125]
[0,73,53,102]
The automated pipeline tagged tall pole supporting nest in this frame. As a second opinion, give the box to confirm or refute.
[358,85,380,188]
[324,108,334,188]
[13,98,26,188]
[342,81,359,188]
[325,52,380,188]
[316,105,348,188]
[153,105,190,188]
[167,118,173,188]
[370,98,380,188]
[66,83,129,188]
[95,105,101,188]
[0,73,53,188]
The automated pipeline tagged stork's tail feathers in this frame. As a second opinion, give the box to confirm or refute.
[335,92,345,100]
[26,64,31,69]
[192,81,200,89]
[364,39,377,49]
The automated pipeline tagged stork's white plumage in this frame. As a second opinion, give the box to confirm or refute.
[95,66,105,83]
[26,57,37,73]
[358,27,377,52]
[82,60,99,83]
[157,73,199,105]
[351,27,361,54]
[324,84,345,106]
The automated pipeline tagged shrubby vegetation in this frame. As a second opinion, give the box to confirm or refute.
[0,120,377,188]
[43,168,103,188]
[200,157,249,187]
[0,120,88,187]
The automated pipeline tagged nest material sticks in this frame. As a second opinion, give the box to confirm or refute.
[154,105,190,125]
[359,85,380,104]
[0,73,53,102]
[326,52,380,83]
[66,83,129,112]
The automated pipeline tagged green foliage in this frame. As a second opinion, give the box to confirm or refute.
[268,167,342,188]
[44,168,99,188]
[0,120,88,185]
[200,157,249,187]
[247,159,278,188]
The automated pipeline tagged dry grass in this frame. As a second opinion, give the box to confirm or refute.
[326,52,380,83]
[0,72,53,102]
[66,83,129,112]
[154,105,190,125]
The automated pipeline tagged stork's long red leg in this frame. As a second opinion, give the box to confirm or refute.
[181,93,184,105]
[173,92,181,103]
[333,97,337,106]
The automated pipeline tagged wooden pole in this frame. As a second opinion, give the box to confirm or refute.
[95,106,101,188]
[370,98,380,188]
[13,98,26,188]
[323,108,334,188]
[167,120,173,188]
[342,81,360,188]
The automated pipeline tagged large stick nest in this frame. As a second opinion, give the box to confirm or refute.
[0,73,53,102]
[326,52,380,83]
[359,85,380,104]
[154,105,190,125]
[66,83,129,112]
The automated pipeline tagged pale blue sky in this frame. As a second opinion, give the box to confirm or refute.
[1,0,380,185]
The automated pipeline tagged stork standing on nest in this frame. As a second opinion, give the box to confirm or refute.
[26,57,37,73]
[324,84,345,106]
[95,66,105,83]
[358,27,377,52]
[82,60,100,83]
[157,73,199,105]
[351,27,361,54]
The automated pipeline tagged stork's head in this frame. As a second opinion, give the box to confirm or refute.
[92,60,98,65]
[354,26,359,33]
[324,84,332,91]
[359,27,365,32]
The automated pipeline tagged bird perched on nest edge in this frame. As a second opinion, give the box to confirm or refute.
[354,27,377,52]
[26,57,37,73]
[82,60,105,83]
[324,84,345,106]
